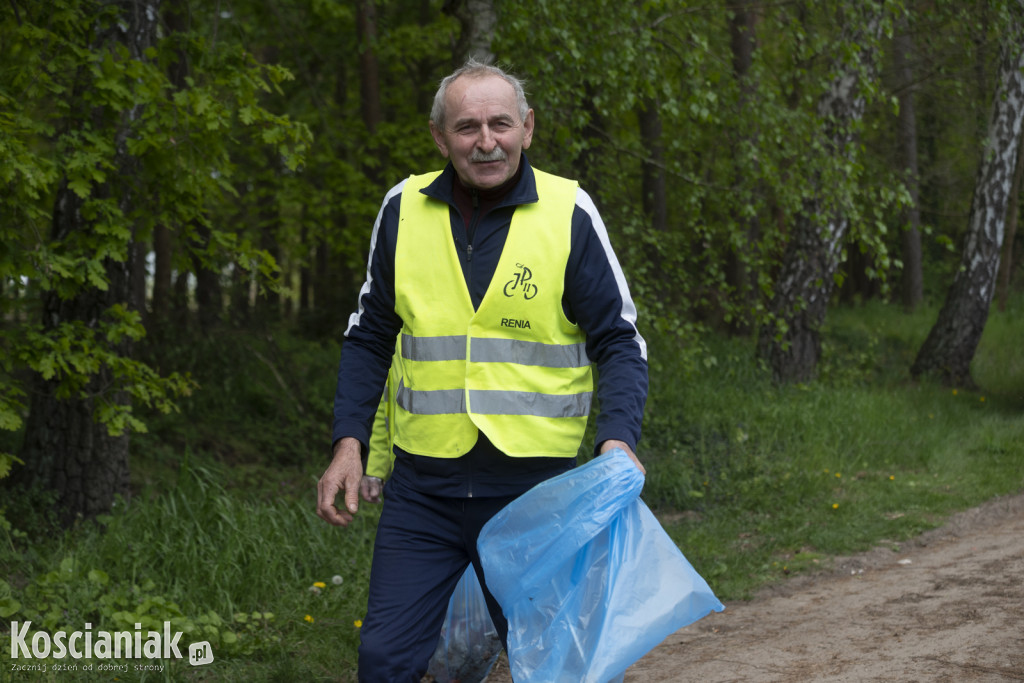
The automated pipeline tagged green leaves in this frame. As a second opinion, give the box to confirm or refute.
[6,307,196,438]
[3,556,279,657]
[0,0,314,452]
[0,579,21,619]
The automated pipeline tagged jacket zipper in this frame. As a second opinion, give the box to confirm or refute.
[466,190,481,263]
[466,190,482,498]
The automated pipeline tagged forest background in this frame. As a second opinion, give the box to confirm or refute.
[1,0,1023,681]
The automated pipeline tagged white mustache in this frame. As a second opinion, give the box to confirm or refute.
[470,147,507,163]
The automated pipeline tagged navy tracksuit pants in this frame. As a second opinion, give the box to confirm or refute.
[357,473,519,682]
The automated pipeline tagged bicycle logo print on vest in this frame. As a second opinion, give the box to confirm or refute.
[503,263,537,300]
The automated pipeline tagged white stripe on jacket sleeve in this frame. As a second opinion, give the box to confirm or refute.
[345,178,409,337]
[574,187,648,361]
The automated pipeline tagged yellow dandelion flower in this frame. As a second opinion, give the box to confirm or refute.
[354,620,363,628]
[313,581,326,589]
[304,614,314,624]
[835,472,842,478]
[980,396,986,403]
[832,503,839,510]
[889,475,895,481]
[952,389,958,396]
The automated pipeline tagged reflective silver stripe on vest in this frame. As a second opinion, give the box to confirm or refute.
[403,334,589,368]
[468,389,592,418]
[395,378,465,415]
[470,338,590,368]
[397,381,591,419]
[401,334,466,362]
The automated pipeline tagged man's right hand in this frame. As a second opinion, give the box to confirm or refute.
[317,437,364,527]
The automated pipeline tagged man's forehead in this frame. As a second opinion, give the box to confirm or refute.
[446,74,517,110]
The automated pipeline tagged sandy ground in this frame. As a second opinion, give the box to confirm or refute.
[485,492,1024,682]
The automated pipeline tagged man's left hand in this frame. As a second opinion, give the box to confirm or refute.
[599,439,645,476]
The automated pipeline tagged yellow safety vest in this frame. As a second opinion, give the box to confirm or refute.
[366,337,401,480]
[392,168,593,458]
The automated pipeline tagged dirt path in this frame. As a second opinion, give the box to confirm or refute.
[488,492,1024,682]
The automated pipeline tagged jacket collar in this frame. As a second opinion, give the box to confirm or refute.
[420,153,540,209]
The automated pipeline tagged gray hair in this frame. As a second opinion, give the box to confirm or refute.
[430,58,530,129]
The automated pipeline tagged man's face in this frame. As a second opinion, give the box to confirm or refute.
[430,74,534,190]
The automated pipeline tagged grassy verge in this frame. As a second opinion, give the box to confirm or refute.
[2,457,379,681]
[643,298,1024,598]
[2,298,1022,681]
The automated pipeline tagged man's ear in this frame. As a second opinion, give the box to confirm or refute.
[522,109,535,150]
[429,122,450,158]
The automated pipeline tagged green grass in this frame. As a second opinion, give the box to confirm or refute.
[2,459,379,681]
[2,299,1023,681]
[643,298,1024,599]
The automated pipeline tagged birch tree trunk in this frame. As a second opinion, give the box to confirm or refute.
[911,28,1024,387]
[756,6,885,383]
[996,131,1024,312]
[445,0,498,63]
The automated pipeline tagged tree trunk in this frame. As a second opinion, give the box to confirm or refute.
[172,269,191,329]
[20,183,135,526]
[638,99,668,236]
[192,223,224,332]
[151,224,172,319]
[637,97,672,306]
[151,0,187,325]
[996,129,1024,311]
[256,153,281,323]
[230,261,252,325]
[894,27,924,312]
[18,0,159,525]
[575,83,608,198]
[912,33,1024,386]
[299,218,312,314]
[306,51,355,332]
[357,0,383,196]
[444,0,498,63]
[357,0,382,136]
[130,240,148,320]
[757,7,885,384]
[725,5,761,334]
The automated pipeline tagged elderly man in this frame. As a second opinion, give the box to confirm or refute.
[317,58,648,681]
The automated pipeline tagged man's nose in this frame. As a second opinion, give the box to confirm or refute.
[477,125,496,150]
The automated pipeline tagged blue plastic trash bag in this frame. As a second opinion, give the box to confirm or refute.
[426,565,502,683]
[478,449,725,683]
